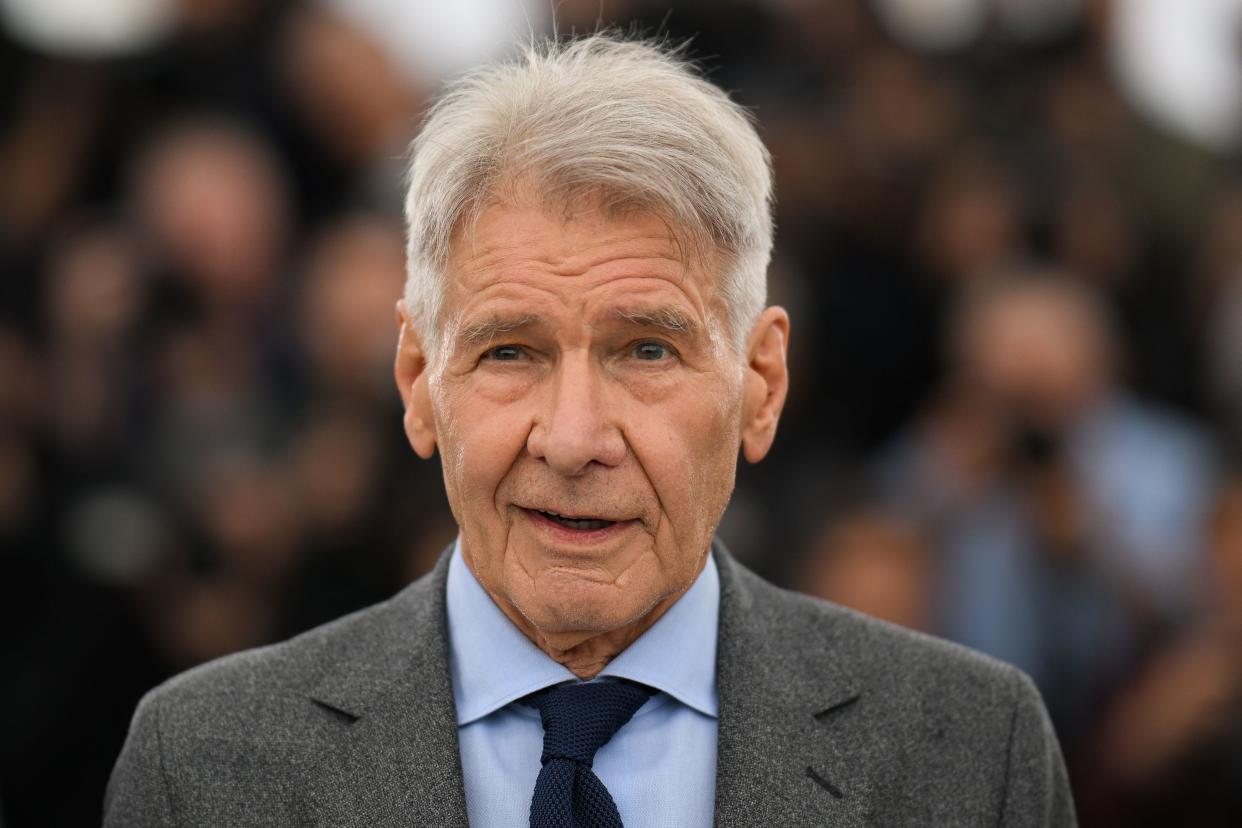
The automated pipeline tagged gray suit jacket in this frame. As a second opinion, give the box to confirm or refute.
[105,544,1076,826]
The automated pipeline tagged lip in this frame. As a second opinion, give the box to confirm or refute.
[519,507,638,545]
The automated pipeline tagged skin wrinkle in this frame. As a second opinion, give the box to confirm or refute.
[396,195,788,678]
[444,187,720,345]
[619,306,692,329]
[460,313,542,350]
[434,183,733,355]
[457,221,682,279]
[462,305,698,357]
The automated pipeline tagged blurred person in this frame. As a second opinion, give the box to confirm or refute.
[1039,58,1132,181]
[277,404,422,635]
[915,150,1025,286]
[277,5,421,182]
[139,318,286,508]
[295,214,407,401]
[289,408,388,543]
[43,220,144,353]
[1049,176,1137,292]
[840,47,962,201]
[138,449,300,668]
[798,508,934,632]
[1082,479,1242,826]
[778,44,962,249]
[1047,169,1200,409]
[129,117,289,318]
[190,450,301,590]
[772,46,962,449]
[126,118,296,504]
[0,316,171,827]
[876,270,1214,739]
[0,65,103,250]
[952,271,1214,617]
[41,219,146,459]
[106,34,1074,827]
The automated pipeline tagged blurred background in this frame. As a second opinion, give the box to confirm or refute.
[1,0,1241,824]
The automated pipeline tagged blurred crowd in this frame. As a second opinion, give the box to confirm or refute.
[2,0,1241,825]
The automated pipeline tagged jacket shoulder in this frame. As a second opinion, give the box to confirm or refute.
[722,564,1074,825]
[732,558,1025,697]
[152,596,385,705]
[106,560,455,825]
[143,560,445,740]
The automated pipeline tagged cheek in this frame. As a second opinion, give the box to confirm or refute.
[629,378,742,539]
[434,382,532,515]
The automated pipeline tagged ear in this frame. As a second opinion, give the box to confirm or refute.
[740,305,790,464]
[394,300,437,459]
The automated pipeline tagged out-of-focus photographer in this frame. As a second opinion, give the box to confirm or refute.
[876,270,1217,752]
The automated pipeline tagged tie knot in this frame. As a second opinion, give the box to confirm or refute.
[525,681,656,766]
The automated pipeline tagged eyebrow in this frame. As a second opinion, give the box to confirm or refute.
[608,305,698,335]
[456,304,699,350]
[458,313,542,349]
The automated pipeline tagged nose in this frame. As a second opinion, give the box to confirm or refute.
[526,350,626,476]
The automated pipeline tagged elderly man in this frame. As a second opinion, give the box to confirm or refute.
[106,36,1075,827]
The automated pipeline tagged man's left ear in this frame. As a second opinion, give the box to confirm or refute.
[740,305,790,464]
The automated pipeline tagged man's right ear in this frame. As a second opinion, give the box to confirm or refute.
[394,301,437,459]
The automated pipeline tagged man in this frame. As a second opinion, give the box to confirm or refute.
[106,35,1075,826]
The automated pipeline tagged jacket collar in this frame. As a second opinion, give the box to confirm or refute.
[713,542,865,827]
[303,541,867,827]
[306,548,470,826]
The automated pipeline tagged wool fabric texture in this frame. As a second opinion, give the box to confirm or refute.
[104,543,1077,826]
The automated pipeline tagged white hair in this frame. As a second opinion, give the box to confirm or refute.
[402,34,773,356]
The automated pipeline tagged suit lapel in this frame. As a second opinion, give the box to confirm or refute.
[713,545,868,827]
[295,541,872,826]
[305,549,470,826]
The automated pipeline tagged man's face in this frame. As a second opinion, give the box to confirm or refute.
[398,199,783,645]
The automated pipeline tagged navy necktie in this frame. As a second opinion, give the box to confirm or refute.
[525,680,656,828]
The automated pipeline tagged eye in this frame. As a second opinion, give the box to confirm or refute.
[482,344,525,362]
[632,340,672,361]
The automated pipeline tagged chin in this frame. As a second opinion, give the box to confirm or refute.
[520,575,655,636]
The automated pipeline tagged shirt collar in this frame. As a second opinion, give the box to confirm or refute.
[445,538,720,725]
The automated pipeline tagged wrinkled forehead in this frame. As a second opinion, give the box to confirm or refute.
[451,177,720,277]
[439,193,730,330]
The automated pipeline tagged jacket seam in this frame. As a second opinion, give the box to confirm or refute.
[994,668,1021,827]
[152,693,179,825]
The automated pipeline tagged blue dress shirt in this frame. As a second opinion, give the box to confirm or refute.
[445,540,720,827]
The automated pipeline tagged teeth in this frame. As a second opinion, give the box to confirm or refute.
[538,510,614,531]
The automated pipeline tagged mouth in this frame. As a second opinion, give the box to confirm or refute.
[533,509,616,531]
[529,508,616,528]
[519,506,635,542]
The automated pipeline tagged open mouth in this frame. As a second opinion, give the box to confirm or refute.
[529,509,617,531]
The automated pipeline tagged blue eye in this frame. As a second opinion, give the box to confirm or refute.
[484,345,524,361]
[633,341,670,361]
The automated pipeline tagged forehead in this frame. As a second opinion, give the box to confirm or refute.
[443,200,719,314]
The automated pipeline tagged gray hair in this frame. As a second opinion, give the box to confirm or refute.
[402,34,773,356]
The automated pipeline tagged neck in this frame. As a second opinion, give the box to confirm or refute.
[495,591,685,680]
